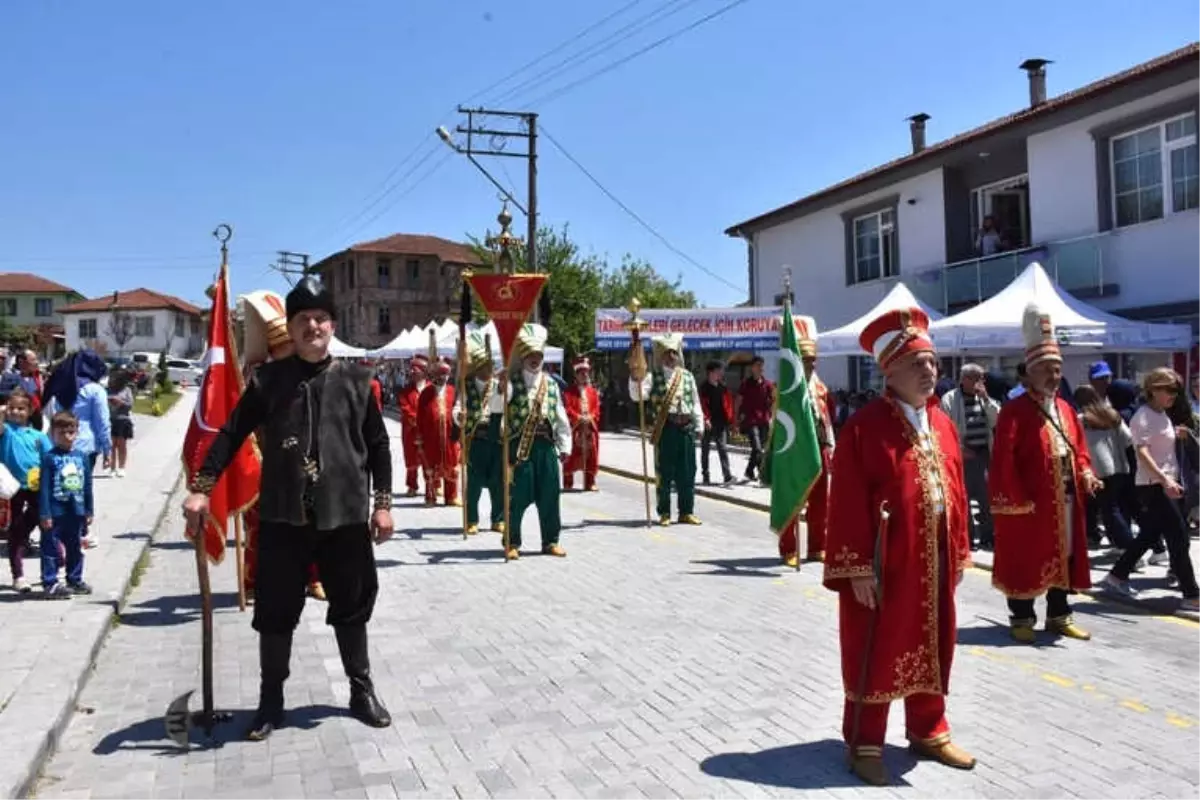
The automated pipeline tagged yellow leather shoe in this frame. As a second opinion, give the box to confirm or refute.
[807,550,825,563]
[505,548,520,560]
[491,522,506,534]
[1010,623,1036,644]
[542,544,567,557]
[307,582,327,602]
[1047,615,1091,641]
[587,485,600,492]
[465,524,479,536]
[847,754,889,786]
[659,516,671,527]
[910,738,976,770]
[678,514,702,525]
[782,554,799,569]
[405,489,418,498]
[449,498,463,507]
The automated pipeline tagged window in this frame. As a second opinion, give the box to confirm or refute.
[78,318,97,339]
[191,317,201,336]
[1112,112,1198,227]
[407,258,420,286]
[35,298,53,317]
[346,258,356,289]
[852,208,898,283]
[0,298,15,316]
[377,257,391,289]
[378,305,391,335]
[134,316,155,337]
[174,315,185,337]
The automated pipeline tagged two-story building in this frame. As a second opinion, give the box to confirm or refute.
[726,44,1200,390]
[0,273,86,359]
[313,233,486,349]
[59,288,205,358]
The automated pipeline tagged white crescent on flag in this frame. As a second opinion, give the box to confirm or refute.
[192,347,227,433]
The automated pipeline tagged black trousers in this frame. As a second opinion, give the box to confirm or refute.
[1007,587,1071,623]
[701,426,732,481]
[1112,485,1199,599]
[746,423,769,478]
[253,520,379,635]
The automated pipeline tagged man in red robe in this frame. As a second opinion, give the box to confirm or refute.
[563,356,601,491]
[397,355,428,496]
[778,316,837,567]
[417,358,460,506]
[990,302,1101,643]
[823,308,975,786]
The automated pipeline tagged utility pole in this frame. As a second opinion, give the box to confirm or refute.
[437,107,539,318]
[270,250,311,286]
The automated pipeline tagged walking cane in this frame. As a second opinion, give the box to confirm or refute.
[624,298,652,527]
[847,501,889,765]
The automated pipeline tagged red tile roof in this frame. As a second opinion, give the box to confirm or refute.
[340,234,484,265]
[0,273,80,295]
[59,288,204,316]
[726,43,1200,235]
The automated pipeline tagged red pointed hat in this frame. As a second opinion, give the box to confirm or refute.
[434,357,452,376]
[573,356,591,372]
[410,354,429,372]
[859,308,934,369]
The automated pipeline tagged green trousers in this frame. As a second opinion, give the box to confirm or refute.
[655,424,696,518]
[466,436,503,527]
[509,437,561,549]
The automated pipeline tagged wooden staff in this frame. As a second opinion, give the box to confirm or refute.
[457,333,469,539]
[233,516,246,610]
[624,298,652,527]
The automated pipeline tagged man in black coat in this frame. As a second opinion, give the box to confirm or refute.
[183,277,395,741]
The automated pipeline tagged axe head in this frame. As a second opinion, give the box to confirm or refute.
[164,690,194,748]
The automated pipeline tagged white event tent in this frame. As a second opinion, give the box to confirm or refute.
[929,262,1191,353]
[328,335,367,358]
[366,320,563,363]
[818,282,946,356]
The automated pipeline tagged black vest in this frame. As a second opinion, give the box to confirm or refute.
[255,358,373,531]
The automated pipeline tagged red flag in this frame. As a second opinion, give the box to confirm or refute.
[182,263,261,564]
[464,274,547,364]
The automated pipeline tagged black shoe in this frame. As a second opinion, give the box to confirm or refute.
[67,581,92,595]
[702,475,711,485]
[335,625,392,728]
[246,632,292,741]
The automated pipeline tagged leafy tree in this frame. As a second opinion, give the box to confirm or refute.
[600,256,696,310]
[106,297,135,357]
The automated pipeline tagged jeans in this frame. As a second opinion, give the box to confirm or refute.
[1112,485,1199,599]
[41,513,85,587]
[701,426,732,482]
[962,448,993,546]
[1094,475,1135,549]
[746,423,769,479]
[5,489,41,580]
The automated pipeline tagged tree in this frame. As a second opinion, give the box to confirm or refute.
[106,294,135,357]
[600,256,696,310]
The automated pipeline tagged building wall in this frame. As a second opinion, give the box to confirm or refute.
[63,309,203,358]
[0,291,81,327]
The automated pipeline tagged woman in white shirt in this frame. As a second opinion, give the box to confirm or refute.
[1103,369,1199,611]
[1074,385,1135,550]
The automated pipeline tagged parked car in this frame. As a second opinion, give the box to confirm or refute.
[165,358,203,385]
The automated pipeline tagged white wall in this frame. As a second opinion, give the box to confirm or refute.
[753,167,947,388]
[63,309,201,357]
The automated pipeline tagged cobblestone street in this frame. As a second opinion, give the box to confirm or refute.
[34,418,1200,799]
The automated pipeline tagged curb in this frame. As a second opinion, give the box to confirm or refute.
[13,468,184,800]
[597,463,803,518]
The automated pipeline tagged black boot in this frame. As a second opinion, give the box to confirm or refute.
[246,632,292,741]
[335,625,391,728]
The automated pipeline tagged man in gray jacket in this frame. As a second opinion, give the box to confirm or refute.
[941,363,1000,549]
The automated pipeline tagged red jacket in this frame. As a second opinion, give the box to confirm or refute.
[700,382,735,427]
[370,378,383,412]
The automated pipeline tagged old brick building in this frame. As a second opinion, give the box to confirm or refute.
[314,234,485,348]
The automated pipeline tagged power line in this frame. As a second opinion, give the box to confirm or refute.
[539,124,742,293]
[528,0,754,108]
[0,250,276,265]
[337,150,455,247]
[490,0,702,108]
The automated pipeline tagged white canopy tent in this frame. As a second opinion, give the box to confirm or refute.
[929,262,1192,353]
[328,335,367,358]
[365,320,564,363]
[818,281,946,356]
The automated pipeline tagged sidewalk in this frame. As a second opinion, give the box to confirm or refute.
[0,392,194,799]
[595,431,1200,620]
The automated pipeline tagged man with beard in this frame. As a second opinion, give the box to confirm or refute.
[183,277,394,741]
[563,356,601,492]
[990,302,1101,644]
[823,308,975,786]
[417,358,460,507]
[506,324,572,559]
[629,334,704,527]
[396,355,429,497]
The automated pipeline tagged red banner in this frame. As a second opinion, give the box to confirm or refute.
[465,274,548,364]
[182,263,261,564]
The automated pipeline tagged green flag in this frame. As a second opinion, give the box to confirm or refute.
[769,302,823,533]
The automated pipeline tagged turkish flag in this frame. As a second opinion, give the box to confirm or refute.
[464,274,547,364]
[182,263,261,564]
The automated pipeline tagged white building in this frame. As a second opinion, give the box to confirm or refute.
[59,288,205,359]
[726,44,1199,390]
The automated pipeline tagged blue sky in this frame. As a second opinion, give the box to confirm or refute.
[1,0,1196,310]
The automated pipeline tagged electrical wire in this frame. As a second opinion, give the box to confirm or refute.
[0,250,276,265]
[539,124,742,293]
[527,0,753,108]
[337,150,455,247]
[489,0,702,108]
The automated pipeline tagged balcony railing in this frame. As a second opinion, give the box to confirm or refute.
[908,233,1110,314]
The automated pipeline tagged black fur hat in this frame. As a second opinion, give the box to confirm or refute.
[285,276,336,321]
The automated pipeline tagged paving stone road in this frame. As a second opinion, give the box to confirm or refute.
[35,418,1200,799]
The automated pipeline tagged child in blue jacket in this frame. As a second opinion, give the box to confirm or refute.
[38,411,94,599]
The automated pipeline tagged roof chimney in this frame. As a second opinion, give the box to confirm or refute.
[907,113,931,154]
[1019,59,1052,108]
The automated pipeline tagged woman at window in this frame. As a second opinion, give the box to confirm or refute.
[1103,368,1199,611]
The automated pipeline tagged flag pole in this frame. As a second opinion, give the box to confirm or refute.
[623,298,652,528]
[457,277,471,540]
[215,227,248,610]
[781,268,802,574]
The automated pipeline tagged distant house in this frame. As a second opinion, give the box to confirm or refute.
[0,273,87,359]
[59,288,206,358]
